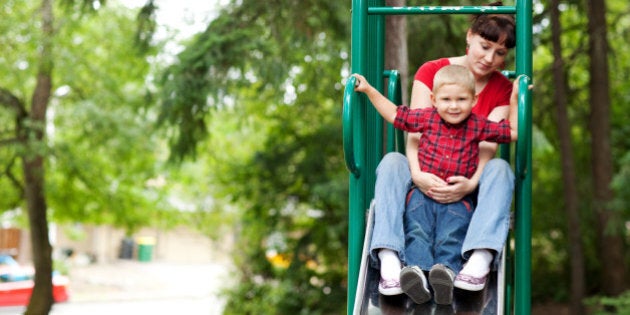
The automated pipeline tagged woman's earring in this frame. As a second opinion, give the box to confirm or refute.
[466,43,470,55]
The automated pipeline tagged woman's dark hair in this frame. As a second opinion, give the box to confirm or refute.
[470,1,516,49]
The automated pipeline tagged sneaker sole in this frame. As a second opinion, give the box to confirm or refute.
[453,275,487,291]
[429,268,454,305]
[400,268,431,304]
[379,286,403,296]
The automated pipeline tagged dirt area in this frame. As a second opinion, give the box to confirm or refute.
[532,303,570,315]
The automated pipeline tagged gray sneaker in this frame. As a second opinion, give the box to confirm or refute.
[400,266,431,304]
[428,264,455,305]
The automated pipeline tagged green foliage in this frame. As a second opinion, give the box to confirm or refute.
[585,290,630,315]
[157,0,349,161]
[206,51,350,314]
[0,1,181,235]
[45,3,181,234]
[0,1,43,216]
[155,0,351,312]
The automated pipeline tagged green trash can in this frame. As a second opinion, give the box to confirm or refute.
[136,237,155,262]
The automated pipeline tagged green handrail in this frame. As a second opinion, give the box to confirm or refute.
[343,76,361,177]
[502,70,517,79]
[385,70,400,105]
[384,70,404,153]
[516,75,532,180]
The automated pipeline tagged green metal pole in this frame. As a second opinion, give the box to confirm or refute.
[348,1,367,313]
[514,0,533,314]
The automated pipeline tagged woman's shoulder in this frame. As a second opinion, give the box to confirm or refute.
[414,58,451,86]
[419,58,451,70]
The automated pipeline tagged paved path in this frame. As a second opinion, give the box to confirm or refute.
[0,260,229,315]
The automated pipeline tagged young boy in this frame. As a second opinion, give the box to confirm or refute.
[353,65,521,305]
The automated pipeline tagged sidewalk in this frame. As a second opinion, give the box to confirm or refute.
[67,259,229,303]
[0,259,230,315]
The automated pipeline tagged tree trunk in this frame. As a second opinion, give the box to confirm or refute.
[24,0,55,313]
[384,0,408,153]
[385,0,409,105]
[586,0,626,296]
[550,1,585,314]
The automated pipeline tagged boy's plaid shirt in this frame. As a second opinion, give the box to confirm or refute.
[394,106,511,181]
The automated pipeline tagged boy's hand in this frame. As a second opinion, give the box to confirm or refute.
[352,74,371,93]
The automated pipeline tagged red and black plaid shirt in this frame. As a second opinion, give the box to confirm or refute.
[394,106,512,181]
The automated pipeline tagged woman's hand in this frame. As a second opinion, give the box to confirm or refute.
[422,175,476,204]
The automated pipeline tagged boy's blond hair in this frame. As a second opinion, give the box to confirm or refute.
[433,64,476,96]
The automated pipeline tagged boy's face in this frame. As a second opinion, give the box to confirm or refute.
[431,83,477,125]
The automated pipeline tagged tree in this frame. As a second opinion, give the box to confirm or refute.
[549,0,585,313]
[385,0,409,106]
[47,2,173,234]
[586,0,627,297]
[21,0,55,312]
[0,1,163,312]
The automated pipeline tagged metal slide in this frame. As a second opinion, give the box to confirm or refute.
[353,203,506,315]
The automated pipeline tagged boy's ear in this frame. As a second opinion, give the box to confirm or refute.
[430,92,436,106]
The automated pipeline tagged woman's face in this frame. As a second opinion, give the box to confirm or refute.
[466,31,509,79]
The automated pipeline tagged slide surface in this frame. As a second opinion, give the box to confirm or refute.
[354,204,503,315]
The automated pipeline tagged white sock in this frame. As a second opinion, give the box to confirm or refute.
[378,249,402,281]
[461,249,493,277]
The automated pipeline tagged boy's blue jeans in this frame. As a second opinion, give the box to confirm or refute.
[404,188,474,273]
[369,152,514,272]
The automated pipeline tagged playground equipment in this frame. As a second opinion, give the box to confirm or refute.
[342,1,532,314]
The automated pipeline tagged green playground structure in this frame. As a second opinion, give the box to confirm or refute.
[342,1,533,314]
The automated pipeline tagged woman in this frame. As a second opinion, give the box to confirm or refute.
[371,3,516,298]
